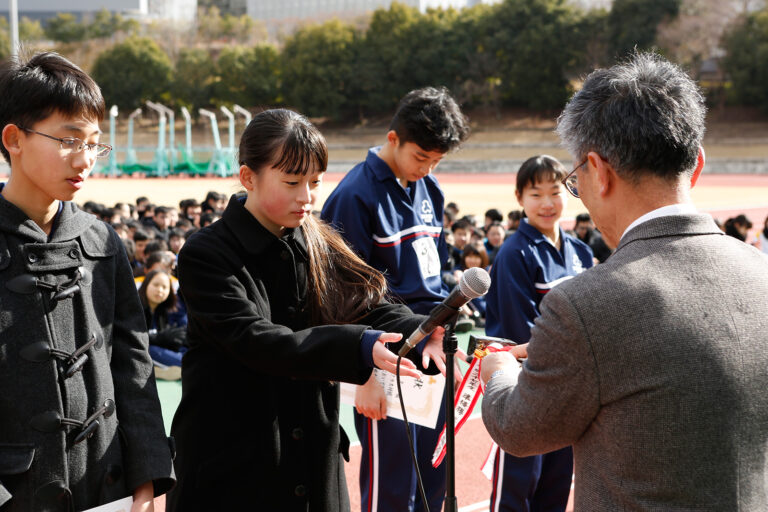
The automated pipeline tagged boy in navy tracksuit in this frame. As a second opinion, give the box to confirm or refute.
[322,87,469,512]
[485,156,594,512]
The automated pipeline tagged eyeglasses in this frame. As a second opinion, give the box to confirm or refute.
[562,159,587,198]
[20,127,112,158]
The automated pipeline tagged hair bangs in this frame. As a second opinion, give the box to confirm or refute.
[516,155,567,192]
[20,53,105,125]
[533,166,567,185]
[0,52,105,162]
[52,70,106,122]
[271,122,328,176]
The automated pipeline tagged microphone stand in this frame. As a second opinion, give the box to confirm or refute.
[442,308,460,512]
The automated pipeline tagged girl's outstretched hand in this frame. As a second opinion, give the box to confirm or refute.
[373,332,422,379]
[130,481,154,512]
[421,326,466,382]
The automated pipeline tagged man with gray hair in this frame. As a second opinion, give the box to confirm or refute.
[480,52,768,510]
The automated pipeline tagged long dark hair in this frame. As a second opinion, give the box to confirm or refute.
[460,245,489,270]
[238,109,388,325]
[138,269,178,314]
[763,215,768,239]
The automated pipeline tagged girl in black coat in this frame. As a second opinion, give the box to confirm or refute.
[168,109,447,511]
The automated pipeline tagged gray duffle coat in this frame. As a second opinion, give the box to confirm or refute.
[0,193,175,511]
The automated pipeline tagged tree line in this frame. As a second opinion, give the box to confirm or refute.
[2,0,767,119]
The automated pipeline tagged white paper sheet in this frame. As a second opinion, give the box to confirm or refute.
[80,496,133,512]
[340,369,445,429]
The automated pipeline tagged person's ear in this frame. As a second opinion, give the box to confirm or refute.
[2,124,22,157]
[239,165,256,191]
[386,130,399,148]
[690,145,705,188]
[589,152,613,197]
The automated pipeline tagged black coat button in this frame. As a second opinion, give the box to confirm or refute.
[35,480,71,505]
[294,484,307,497]
[69,248,80,259]
[104,464,123,485]
[63,353,89,378]
[30,410,63,432]
[6,273,37,293]
[74,419,100,444]
[291,427,304,440]
[20,342,53,362]
[27,253,38,263]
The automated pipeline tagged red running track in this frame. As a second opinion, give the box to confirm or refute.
[342,415,569,512]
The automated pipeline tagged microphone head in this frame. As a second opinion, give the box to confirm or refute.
[459,267,491,299]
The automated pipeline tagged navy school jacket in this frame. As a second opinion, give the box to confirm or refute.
[485,220,594,343]
[321,148,449,314]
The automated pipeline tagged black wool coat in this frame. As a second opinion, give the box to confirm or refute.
[168,197,425,512]
[0,195,175,511]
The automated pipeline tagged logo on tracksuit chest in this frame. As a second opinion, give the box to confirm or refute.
[420,200,434,225]
[572,253,585,274]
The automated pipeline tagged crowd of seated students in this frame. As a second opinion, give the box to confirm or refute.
[79,190,228,380]
[722,213,768,254]
[442,204,526,331]
[442,203,765,293]
[440,203,621,330]
[81,186,765,378]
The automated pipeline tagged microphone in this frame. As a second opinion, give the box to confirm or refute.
[398,267,491,357]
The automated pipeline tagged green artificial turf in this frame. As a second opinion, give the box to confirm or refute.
[154,328,486,442]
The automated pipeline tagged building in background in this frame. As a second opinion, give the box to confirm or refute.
[200,0,247,16]
[571,0,611,9]
[247,0,501,23]
[147,0,197,22]
[0,0,196,24]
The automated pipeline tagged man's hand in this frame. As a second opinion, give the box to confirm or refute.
[355,375,388,420]
[508,343,528,361]
[130,481,154,512]
[480,350,521,386]
[421,326,466,382]
[372,333,422,378]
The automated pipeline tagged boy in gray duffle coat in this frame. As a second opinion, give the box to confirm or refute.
[0,53,174,511]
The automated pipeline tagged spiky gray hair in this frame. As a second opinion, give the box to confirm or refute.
[556,52,706,183]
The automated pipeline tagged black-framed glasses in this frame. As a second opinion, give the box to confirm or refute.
[20,127,112,158]
[562,159,587,198]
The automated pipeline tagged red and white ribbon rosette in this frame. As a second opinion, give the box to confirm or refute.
[431,343,517,467]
